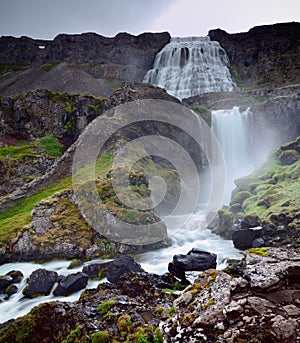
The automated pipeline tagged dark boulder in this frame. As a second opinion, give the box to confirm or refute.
[279,150,299,165]
[53,272,88,296]
[232,226,263,250]
[5,284,18,297]
[106,255,144,284]
[252,237,267,248]
[82,262,108,279]
[6,270,23,283]
[168,248,217,281]
[0,276,13,293]
[23,268,58,298]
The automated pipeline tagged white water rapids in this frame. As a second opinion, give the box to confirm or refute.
[0,211,241,323]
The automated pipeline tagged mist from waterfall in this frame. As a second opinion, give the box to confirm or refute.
[143,36,235,100]
[212,107,254,203]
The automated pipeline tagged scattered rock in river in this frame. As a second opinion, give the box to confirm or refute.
[53,272,88,296]
[23,268,58,298]
[168,248,217,281]
[106,255,144,284]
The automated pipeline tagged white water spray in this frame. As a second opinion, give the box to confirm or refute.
[212,107,253,203]
[143,36,235,99]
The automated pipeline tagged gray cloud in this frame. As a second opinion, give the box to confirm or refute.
[0,0,174,39]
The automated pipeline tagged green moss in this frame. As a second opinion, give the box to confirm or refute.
[168,306,176,316]
[91,331,109,343]
[193,105,212,126]
[231,139,300,228]
[39,135,62,158]
[67,259,83,269]
[97,299,115,315]
[230,191,252,206]
[61,325,82,343]
[40,64,57,72]
[202,298,215,309]
[0,153,113,248]
[117,314,132,333]
[246,247,269,257]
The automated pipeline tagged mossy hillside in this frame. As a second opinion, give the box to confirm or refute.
[0,153,113,249]
[0,136,63,197]
[0,152,178,260]
[227,137,300,241]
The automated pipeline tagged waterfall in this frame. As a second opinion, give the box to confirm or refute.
[212,107,253,203]
[143,36,235,100]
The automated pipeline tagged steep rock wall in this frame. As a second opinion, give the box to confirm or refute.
[209,22,300,88]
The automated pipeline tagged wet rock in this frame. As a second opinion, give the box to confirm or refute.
[53,272,88,296]
[232,226,263,249]
[23,268,58,298]
[168,248,217,281]
[6,270,23,283]
[252,237,266,248]
[163,248,300,342]
[279,149,299,165]
[106,255,144,284]
[0,276,13,293]
[5,284,18,297]
[82,262,109,279]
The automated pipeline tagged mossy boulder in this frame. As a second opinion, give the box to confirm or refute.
[279,149,299,165]
[214,137,300,249]
[215,209,234,238]
[230,191,252,206]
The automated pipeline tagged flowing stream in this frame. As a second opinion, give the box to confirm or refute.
[0,212,241,323]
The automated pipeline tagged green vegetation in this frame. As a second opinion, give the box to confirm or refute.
[193,105,211,126]
[228,65,245,87]
[246,247,269,257]
[91,331,109,343]
[61,325,82,343]
[96,299,116,315]
[39,135,62,158]
[40,64,57,72]
[0,153,114,247]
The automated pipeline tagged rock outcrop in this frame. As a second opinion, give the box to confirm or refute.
[23,268,58,298]
[0,32,170,96]
[163,248,300,342]
[209,22,300,89]
[0,89,105,148]
[211,137,300,250]
[0,248,299,342]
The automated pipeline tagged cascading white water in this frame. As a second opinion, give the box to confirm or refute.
[143,36,235,100]
[0,214,241,323]
[212,107,253,203]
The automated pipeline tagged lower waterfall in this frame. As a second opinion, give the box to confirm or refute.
[211,107,254,203]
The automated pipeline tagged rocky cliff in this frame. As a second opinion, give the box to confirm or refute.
[209,22,300,89]
[0,32,170,96]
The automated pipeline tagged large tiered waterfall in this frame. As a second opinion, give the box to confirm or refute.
[143,36,235,100]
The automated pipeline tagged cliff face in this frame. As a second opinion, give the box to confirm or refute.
[0,32,170,69]
[209,22,300,88]
[0,32,170,96]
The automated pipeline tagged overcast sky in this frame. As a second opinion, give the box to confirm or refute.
[0,0,299,39]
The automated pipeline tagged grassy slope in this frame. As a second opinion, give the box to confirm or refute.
[231,139,300,224]
[0,153,113,247]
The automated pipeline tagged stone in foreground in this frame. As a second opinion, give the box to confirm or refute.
[168,248,217,281]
